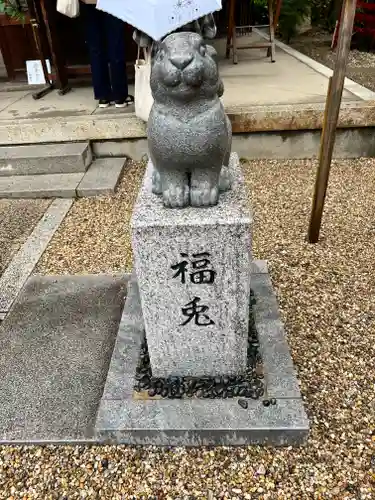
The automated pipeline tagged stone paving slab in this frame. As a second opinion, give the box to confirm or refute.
[0,274,128,443]
[0,199,73,313]
[0,87,97,120]
[0,91,30,113]
[0,199,51,277]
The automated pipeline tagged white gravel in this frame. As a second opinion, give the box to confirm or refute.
[2,158,375,498]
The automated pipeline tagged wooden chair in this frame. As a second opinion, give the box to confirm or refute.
[225,0,276,64]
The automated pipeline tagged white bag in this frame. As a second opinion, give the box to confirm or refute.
[57,0,79,18]
[135,47,154,122]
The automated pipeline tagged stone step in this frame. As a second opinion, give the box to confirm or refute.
[0,142,92,177]
[0,172,84,198]
[0,157,126,199]
[77,158,125,197]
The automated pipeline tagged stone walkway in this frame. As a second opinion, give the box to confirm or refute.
[0,199,51,278]
[0,33,360,123]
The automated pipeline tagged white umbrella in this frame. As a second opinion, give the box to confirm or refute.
[96,0,222,41]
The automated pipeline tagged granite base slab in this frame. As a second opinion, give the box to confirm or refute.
[95,260,309,446]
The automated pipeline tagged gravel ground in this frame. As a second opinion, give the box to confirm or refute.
[36,161,144,275]
[4,158,375,498]
[0,198,51,278]
[288,28,375,92]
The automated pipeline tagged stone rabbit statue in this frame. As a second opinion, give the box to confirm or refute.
[147,32,232,208]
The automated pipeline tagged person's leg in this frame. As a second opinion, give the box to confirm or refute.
[104,12,130,103]
[82,3,112,102]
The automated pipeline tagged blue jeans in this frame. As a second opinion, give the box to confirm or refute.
[82,3,128,101]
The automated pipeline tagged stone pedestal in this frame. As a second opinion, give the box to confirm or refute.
[131,153,252,378]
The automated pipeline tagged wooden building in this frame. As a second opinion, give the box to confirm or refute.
[0,0,253,88]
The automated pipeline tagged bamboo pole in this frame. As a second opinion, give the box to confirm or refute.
[308,0,357,243]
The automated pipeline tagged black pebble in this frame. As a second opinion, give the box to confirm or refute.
[257,387,265,397]
[168,376,179,385]
[270,398,277,405]
[238,399,248,409]
[161,388,168,398]
[188,379,196,389]
[263,399,271,407]
[222,390,228,399]
[101,458,109,469]
[233,387,240,397]
[155,386,162,395]
[148,388,157,397]
[140,381,151,390]
[238,387,246,397]
[223,375,230,386]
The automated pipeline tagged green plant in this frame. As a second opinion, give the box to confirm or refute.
[251,0,310,43]
[0,0,26,21]
[278,0,310,42]
[311,0,342,31]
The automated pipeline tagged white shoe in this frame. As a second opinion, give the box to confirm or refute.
[98,100,110,108]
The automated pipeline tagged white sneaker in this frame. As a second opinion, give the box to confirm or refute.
[98,100,110,108]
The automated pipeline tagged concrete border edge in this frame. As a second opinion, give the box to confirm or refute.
[254,28,375,101]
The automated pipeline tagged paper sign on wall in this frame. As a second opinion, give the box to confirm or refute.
[26,59,52,85]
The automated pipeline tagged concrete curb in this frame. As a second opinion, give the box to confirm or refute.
[1,101,375,146]
[0,199,73,316]
[254,28,375,102]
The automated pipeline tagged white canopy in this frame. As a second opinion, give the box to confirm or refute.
[96,0,222,41]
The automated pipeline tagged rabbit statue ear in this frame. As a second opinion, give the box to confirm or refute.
[133,29,153,48]
[206,45,218,60]
[200,14,217,39]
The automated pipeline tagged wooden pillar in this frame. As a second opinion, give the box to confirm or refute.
[226,0,236,60]
[39,0,70,93]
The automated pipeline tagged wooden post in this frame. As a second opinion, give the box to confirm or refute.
[26,0,55,99]
[39,0,70,94]
[308,0,357,243]
[273,0,283,31]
